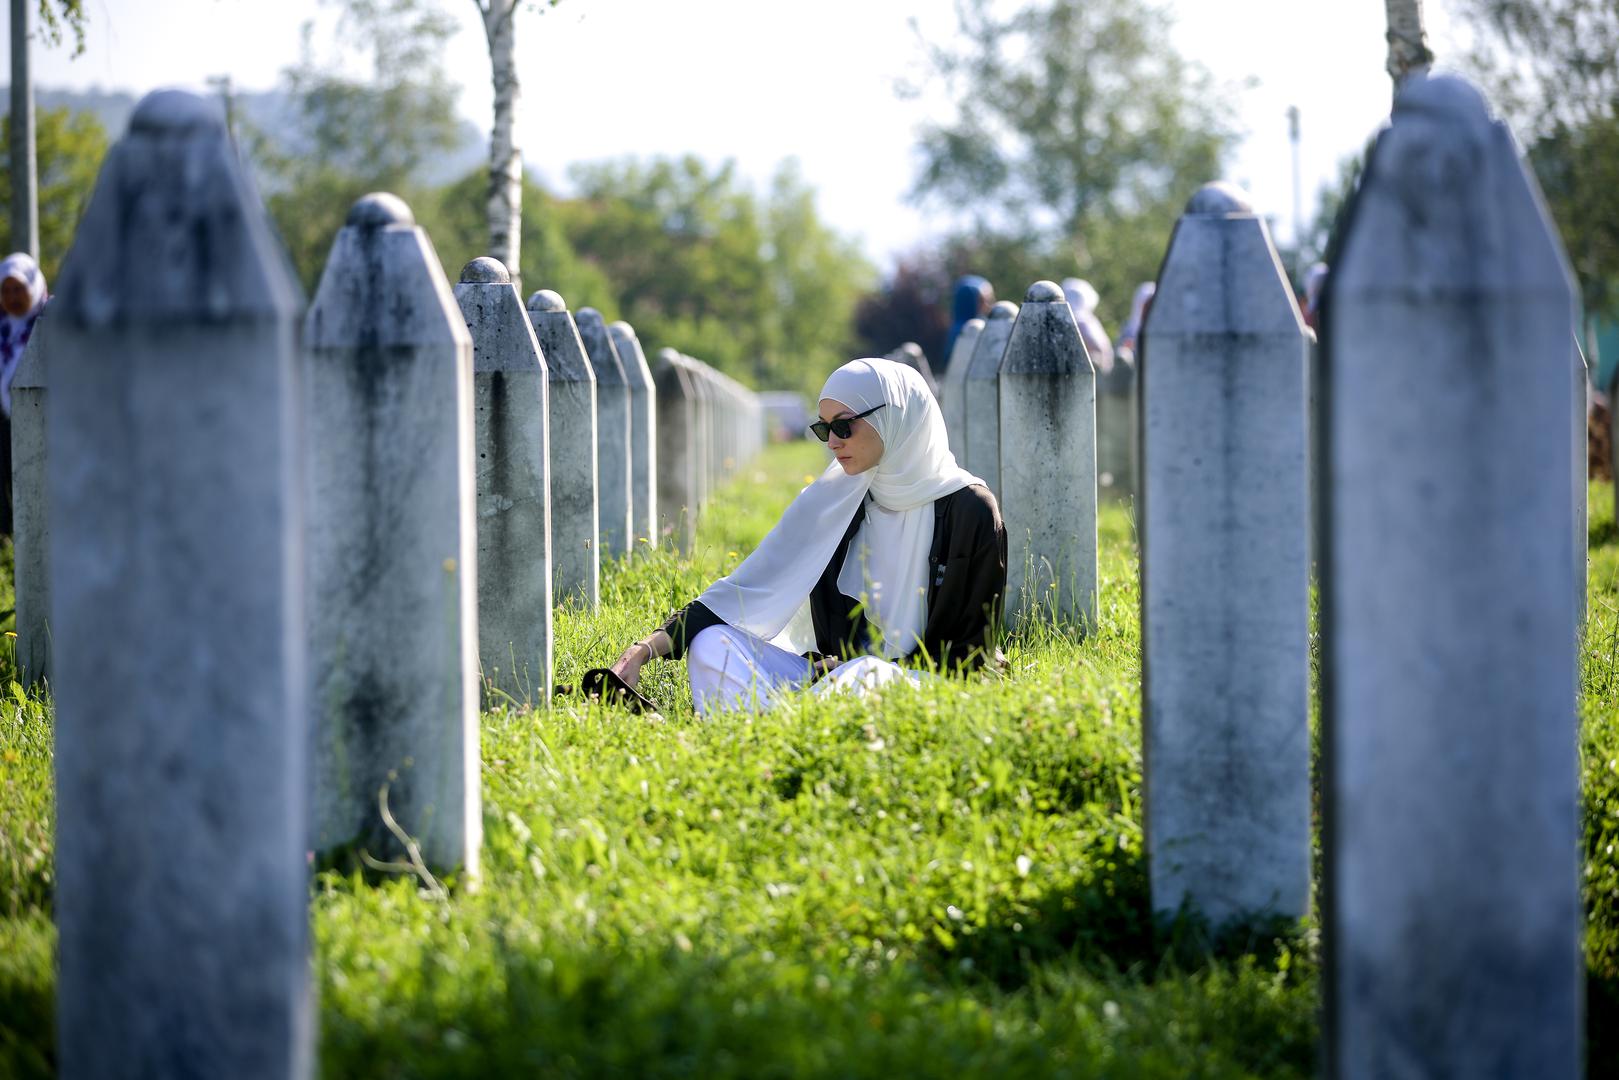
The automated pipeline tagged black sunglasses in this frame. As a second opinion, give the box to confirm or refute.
[809,403,885,442]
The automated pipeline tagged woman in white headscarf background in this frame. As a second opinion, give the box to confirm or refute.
[1061,278,1114,375]
[0,253,47,536]
[610,357,1007,716]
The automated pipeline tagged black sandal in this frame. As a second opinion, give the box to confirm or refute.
[578,667,663,716]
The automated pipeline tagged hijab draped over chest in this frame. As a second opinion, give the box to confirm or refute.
[697,358,982,658]
[0,254,48,418]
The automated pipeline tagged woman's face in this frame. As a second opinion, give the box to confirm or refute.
[819,398,883,475]
[1,277,31,318]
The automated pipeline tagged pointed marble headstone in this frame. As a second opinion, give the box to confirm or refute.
[526,290,599,609]
[1141,183,1311,929]
[455,257,554,706]
[652,348,697,553]
[960,301,1017,493]
[1323,73,1580,1076]
[940,317,983,460]
[609,320,657,550]
[575,307,633,559]
[48,89,312,1080]
[998,281,1097,629]
[305,191,481,875]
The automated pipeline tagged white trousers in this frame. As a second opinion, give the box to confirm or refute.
[686,624,929,716]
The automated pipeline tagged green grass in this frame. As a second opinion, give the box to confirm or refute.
[2,446,1617,1077]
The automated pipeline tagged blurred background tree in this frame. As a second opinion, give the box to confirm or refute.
[0,104,105,281]
[1454,0,1619,320]
[858,0,1237,358]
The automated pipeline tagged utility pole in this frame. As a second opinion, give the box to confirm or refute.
[1287,105,1302,283]
[10,0,39,258]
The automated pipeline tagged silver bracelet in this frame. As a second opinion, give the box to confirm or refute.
[633,641,654,664]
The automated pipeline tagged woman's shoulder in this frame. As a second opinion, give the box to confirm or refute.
[941,483,1003,531]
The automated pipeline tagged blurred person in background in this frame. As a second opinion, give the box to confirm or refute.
[943,275,994,365]
[0,254,48,536]
[1062,277,1114,374]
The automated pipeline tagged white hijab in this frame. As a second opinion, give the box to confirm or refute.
[697,358,981,657]
[0,253,48,418]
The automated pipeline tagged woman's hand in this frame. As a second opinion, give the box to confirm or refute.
[610,641,653,688]
[810,655,841,681]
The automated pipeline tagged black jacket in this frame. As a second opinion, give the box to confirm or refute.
[661,484,1007,672]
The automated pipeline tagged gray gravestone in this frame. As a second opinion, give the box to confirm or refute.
[1095,352,1136,502]
[961,301,1018,493]
[1324,73,1580,1075]
[454,257,554,706]
[527,290,599,609]
[575,307,633,559]
[998,281,1097,629]
[653,348,697,553]
[609,320,657,550]
[885,341,938,398]
[1141,184,1311,929]
[11,321,49,687]
[940,317,984,460]
[306,192,481,875]
[684,353,714,507]
[48,90,312,1080]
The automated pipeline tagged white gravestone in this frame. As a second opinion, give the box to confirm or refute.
[998,281,1097,629]
[49,90,312,1080]
[1141,183,1311,929]
[940,317,984,460]
[652,348,697,553]
[527,290,599,609]
[885,341,938,398]
[306,192,481,876]
[454,257,554,706]
[575,307,633,559]
[11,321,50,687]
[961,300,1018,493]
[609,320,657,549]
[1324,73,1580,1076]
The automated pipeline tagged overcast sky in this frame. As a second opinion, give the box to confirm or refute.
[12,0,1470,269]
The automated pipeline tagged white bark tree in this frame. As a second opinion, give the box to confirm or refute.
[1384,0,1434,96]
[476,0,521,281]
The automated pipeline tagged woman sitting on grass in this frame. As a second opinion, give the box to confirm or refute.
[611,356,1007,715]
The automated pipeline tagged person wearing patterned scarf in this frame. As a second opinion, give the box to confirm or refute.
[0,253,47,536]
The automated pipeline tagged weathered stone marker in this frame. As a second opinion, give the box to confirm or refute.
[652,347,697,553]
[526,289,599,609]
[1141,183,1310,929]
[11,320,50,687]
[1094,352,1136,502]
[885,341,938,398]
[306,192,481,875]
[454,257,553,706]
[940,316,983,461]
[998,281,1097,628]
[49,90,312,1079]
[961,300,1017,493]
[1324,73,1580,1075]
[684,353,714,507]
[576,307,633,559]
[609,320,657,549]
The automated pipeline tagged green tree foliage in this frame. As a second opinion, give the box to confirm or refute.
[0,105,106,281]
[897,0,1237,332]
[32,0,87,56]
[557,155,873,397]
[244,0,464,290]
[1456,0,1619,316]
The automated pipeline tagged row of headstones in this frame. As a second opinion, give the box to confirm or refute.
[901,72,1586,1075]
[938,307,1134,506]
[29,90,763,1079]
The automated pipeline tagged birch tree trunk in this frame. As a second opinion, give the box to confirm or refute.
[481,0,522,284]
[10,0,39,258]
[1384,0,1434,97]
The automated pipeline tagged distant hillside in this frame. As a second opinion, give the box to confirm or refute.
[9,85,489,187]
